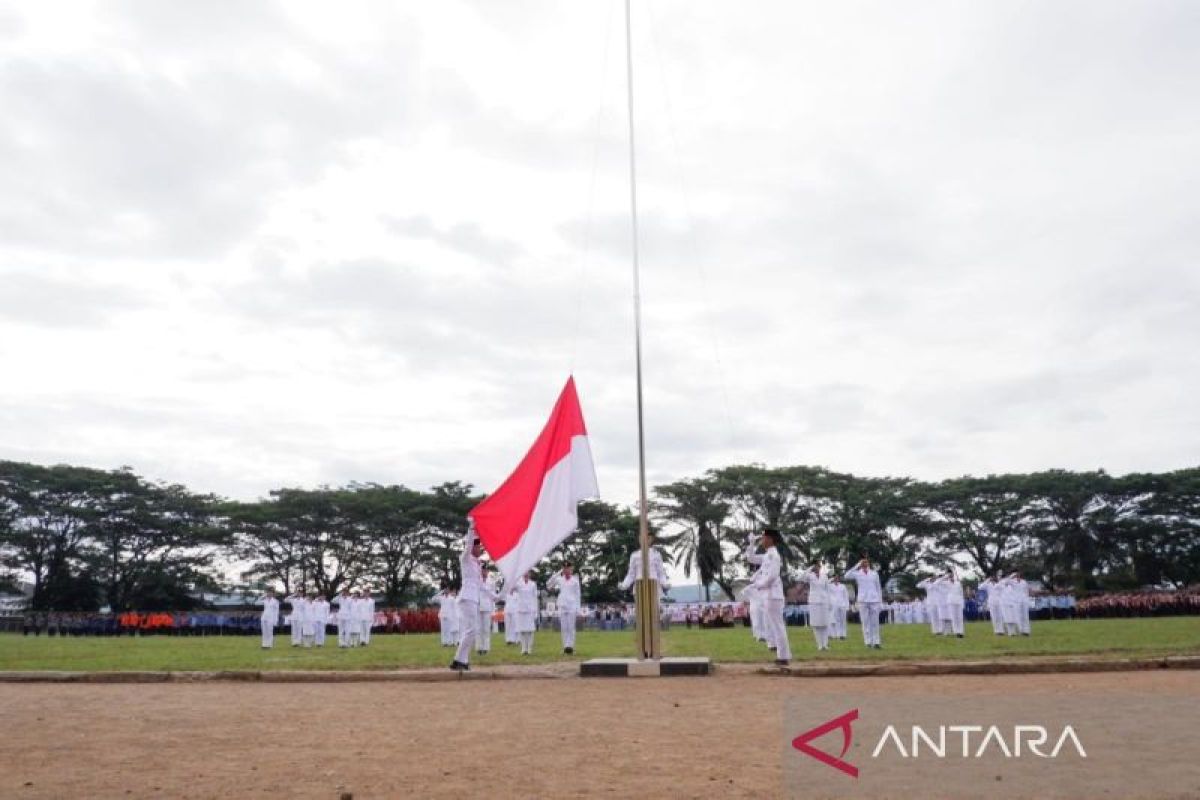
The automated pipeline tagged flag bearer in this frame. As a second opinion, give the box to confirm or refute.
[450,527,484,671]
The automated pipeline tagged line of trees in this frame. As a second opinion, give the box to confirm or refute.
[1,459,1197,611]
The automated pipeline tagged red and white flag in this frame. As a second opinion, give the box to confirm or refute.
[468,377,599,589]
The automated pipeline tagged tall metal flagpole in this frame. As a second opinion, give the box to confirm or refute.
[625,0,661,660]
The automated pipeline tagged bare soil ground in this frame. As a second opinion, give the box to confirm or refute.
[0,671,1196,800]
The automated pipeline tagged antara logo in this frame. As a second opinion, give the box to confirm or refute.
[793,710,1087,779]
[791,709,860,778]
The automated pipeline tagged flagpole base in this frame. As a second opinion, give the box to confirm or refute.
[580,657,711,677]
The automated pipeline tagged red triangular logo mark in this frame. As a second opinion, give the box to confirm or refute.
[791,708,859,778]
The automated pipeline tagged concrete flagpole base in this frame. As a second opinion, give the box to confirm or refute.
[580,656,711,677]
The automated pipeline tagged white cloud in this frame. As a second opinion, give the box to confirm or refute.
[0,0,1196,515]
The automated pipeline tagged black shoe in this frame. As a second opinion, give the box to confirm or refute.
[564,647,574,655]
[956,634,964,638]
[768,645,776,651]
[1022,633,1030,636]
[449,660,470,671]
[774,659,790,667]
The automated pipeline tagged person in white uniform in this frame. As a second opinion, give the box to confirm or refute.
[259,590,279,649]
[1008,572,1032,635]
[312,594,330,647]
[503,588,519,645]
[331,590,351,647]
[511,572,539,655]
[917,577,944,635]
[297,591,317,647]
[829,576,849,639]
[942,570,965,637]
[284,591,306,647]
[477,566,500,655]
[547,564,582,655]
[844,557,884,648]
[980,575,1005,635]
[435,586,457,647]
[449,529,483,671]
[802,561,833,652]
[745,528,790,665]
[360,591,376,646]
[346,590,364,647]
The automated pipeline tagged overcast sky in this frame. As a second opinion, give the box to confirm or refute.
[1,0,1197,511]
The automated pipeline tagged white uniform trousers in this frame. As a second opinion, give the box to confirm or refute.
[337,618,349,647]
[1002,601,1020,635]
[504,609,518,643]
[764,597,790,660]
[290,617,302,646]
[476,609,491,653]
[439,617,456,646]
[559,609,577,650]
[453,597,478,665]
[948,604,964,635]
[1018,601,1031,634]
[859,601,882,646]
[936,603,951,634]
[757,605,773,646]
[988,603,1004,634]
[361,617,372,645]
[261,619,275,648]
[315,620,326,646]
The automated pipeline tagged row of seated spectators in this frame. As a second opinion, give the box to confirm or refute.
[16,609,442,636]
[1075,590,1200,618]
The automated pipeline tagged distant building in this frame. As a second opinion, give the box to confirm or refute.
[0,580,33,615]
[664,583,732,604]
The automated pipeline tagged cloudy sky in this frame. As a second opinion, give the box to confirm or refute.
[1,0,1197,510]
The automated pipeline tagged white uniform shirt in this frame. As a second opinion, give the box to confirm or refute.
[803,568,831,606]
[287,595,310,624]
[1009,578,1030,604]
[260,597,279,625]
[747,545,785,601]
[548,572,582,612]
[513,578,539,614]
[435,591,455,618]
[479,575,500,613]
[831,583,850,610]
[620,548,669,590]
[945,578,965,606]
[844,567,883,603]
[459,533,482,603]
[918,578,944,605]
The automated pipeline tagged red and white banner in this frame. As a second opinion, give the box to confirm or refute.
[468,377,599,588]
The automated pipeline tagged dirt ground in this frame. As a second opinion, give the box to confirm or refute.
[0,671,1197,800]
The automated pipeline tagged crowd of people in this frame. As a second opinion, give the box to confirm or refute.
[15,606,440,638]
[1075,589,1200,618]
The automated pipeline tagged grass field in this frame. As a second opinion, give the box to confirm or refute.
[2,617,1198,672]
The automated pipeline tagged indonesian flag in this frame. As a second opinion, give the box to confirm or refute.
[469,377,599,589]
